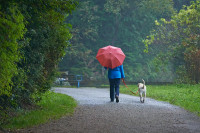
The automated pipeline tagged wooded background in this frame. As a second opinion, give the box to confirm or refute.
[59,0,199,84]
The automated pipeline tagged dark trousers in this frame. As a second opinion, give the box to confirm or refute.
[109,78,120,101]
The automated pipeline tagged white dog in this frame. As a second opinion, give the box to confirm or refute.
[138,79,146,103]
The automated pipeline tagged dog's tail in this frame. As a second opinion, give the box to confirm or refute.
[142,79,145,88]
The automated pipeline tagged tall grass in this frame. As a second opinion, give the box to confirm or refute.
[3,91,77,129]
[120,84,200,117]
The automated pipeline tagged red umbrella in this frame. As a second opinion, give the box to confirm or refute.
[96,45,125,69]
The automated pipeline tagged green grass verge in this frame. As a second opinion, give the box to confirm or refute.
[3,91,77,129]
[120,84,200,117]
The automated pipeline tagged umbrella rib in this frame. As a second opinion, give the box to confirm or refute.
[113,56,121,68]
[97,54,110,67]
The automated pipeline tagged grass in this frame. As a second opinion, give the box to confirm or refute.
[3,91,77,130]
[120,84,200,117]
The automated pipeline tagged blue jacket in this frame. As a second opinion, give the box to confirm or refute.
[105,65,125,79]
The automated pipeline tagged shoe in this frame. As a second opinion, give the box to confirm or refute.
[116,95,119,103]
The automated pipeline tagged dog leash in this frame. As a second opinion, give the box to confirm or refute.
[122,78,139,95]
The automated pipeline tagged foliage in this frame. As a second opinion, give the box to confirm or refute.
[173,0,196,11]
[144,0,200,83]
[59,0,176,82]
[0,3,26,97]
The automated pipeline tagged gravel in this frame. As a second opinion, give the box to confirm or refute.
[14,87,200,133]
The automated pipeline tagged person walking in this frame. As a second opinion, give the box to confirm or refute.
[96,45,126,103]
[105,65,125,103]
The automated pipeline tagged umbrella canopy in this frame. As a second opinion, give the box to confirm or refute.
[96,45,125,69]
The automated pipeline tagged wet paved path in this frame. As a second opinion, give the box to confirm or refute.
[19,87,200,133]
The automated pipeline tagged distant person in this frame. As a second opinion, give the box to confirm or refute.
[105,65,125,103]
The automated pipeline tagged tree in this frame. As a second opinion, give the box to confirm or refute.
[59,0,175,82]
[0,0,78,110]
[144,0,200,83]
[59,0,102,79]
